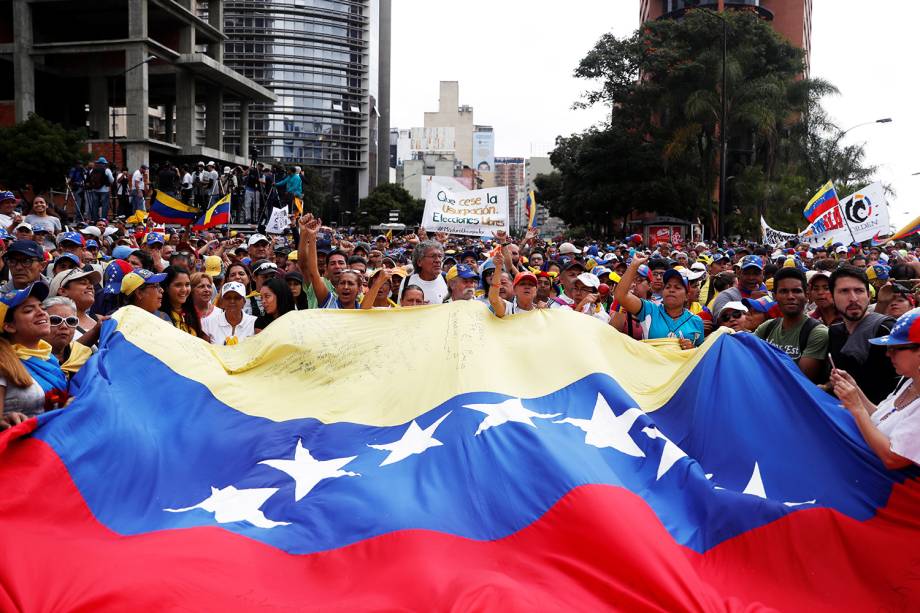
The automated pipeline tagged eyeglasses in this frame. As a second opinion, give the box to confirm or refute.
[49,315,79,328]
[888,344,919,353]
[7,257,38,268]
[719,310,744,323]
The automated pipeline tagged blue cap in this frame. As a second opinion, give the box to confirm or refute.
[85,239,99,249]
[112,245,135,260]
[867,264,890,282]
[662,268,689,289]
[869,308,920,347]
[0,282,49,321]
[0,229,12,241]
[146,232,165,246]
[453,264,478,280]
[5,240,44,260]
[0,191,15,203]
[31,223,50,234]
[55,252,82,266]
[740,255,764,270]
[96,156,108,164]
[58,231,84,246]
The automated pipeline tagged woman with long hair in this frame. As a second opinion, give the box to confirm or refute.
[255,277,295,332]
[190,272,218,320]
[160,266,208,340]
[285,271,309,310]
[0,282,67,417]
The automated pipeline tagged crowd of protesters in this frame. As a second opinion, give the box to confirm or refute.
[67,157,305,226]
[0,184,916,470]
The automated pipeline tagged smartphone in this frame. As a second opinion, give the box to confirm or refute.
[828,353,836,372]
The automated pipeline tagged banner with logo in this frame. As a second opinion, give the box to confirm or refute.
[839,182,890,243]
[421,186,509,237]
[761,217,797,246]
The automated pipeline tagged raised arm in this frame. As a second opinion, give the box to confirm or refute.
[613,255,648,316]
[298,213,330,306]
[361,269,392,310]
[488,251,506,318]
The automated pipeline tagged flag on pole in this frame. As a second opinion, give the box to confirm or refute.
[803,181,839,224]
[150,191,201,226]
[888,213,920,241]
[192,193,231,231]
[0,305,918,610]
[525,190,538,229]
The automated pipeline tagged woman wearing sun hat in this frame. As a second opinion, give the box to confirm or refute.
[832,307,920,469]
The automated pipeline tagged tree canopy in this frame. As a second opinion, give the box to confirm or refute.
[358,183,424,228]
[546,8,875,239]
[0,114,87,194]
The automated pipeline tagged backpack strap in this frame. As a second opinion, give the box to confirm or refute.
[764,317,780,339]
[796,317,821,361]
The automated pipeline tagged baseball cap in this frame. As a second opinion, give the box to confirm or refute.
[204,255,223,278]
[513,270,538,287]
[80,226,102,239]
[85,239,99,250]
[5,240,44,260]
[575,272,600,289]
[14,222,32,233]
[0,191,15,203]
[146,232,165,246]
[54,253,82,268]
[112,245,136,261]
[220,281,247,298]
[866,264,890,282]
[720,300,749,314]
[0,282,49,321]
[49,268,102,297]
[103,259,135,295]
[835,245,847,255]
[121,269,167,296]
[869,308,920,347]
[445,264,478,282]
[559,242,579,255]
[740,255,764,270]
[562,257,587,272]
[252,261,279,276]
[58,231,85,247]
[662,268,689,289]
[248,234,270,247]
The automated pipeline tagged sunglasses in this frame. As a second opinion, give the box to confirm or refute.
[719,310,744,323]
[49,315,79,328]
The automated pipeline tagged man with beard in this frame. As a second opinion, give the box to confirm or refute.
[826,265,898,403]
[444,264,479,302]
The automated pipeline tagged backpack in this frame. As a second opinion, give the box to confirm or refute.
[764,317,821,363]
[87,167,110,190]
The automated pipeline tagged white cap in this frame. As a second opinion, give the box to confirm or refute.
[575,272,600,289]
[223,166,231,174]
[207,160,216,167]
[49,268,103,298]
[835,245,847,254]
[103,226,120,238]
[559,242,578,255]
[686,269,706,282]
[690,262,707,272]
[247,233,270,247]
[80,226,102,238]
[721,300,749,314]
[220,281,247,298]
[15,222,32,232]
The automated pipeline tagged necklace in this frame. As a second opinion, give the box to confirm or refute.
[892,381,919,411]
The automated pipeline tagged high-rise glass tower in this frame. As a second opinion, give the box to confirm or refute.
[222,0,389,210]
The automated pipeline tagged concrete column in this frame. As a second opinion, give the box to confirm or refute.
[239,100,250,159]
[89,76,110,139]
[175,69,196,150]
[178,0,196,53]
[12,0,35,122]
[164,103,174,143]
[126,0,149,165]
[205,87,224,152]
[376,0,392,185]
[207,0,224,62]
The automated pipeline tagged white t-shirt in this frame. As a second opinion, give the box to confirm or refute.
[182,172,193,190]
[400,273,448,305]
[132,169,145,191]
[871,378,920,465]
[201,309,257,346]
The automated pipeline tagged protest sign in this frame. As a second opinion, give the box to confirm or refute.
[839,182,890,243]
[265,206,291,235]
[421,186,509,237]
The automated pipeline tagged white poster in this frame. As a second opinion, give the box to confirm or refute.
[422,186,509,237]
[839,182,890,243]
[265,206,290,235]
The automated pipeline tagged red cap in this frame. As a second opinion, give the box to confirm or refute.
[513,271,538,287]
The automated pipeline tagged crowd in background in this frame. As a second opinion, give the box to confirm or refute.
[0,183,917,470]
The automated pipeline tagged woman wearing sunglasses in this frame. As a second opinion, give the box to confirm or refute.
[831,308,920,469]
[716,301,750,333]
[41,296,92,379]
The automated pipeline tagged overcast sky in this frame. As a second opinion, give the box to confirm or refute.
[391,1,917,229]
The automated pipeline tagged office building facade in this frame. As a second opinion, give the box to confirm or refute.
[639,0,812,73]
[221,0,390,210]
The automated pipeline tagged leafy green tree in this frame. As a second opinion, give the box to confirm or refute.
[0,114,87,194]
[358,183,419,227]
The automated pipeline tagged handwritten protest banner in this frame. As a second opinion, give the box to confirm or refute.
[421,186,509,237]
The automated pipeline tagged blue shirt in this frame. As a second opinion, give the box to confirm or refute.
[636,299,705,346]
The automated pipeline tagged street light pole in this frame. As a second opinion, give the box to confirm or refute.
[823,117,892,183]
[111,55,156,168]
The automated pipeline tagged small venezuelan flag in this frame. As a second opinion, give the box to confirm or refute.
[193,193,231,231]
[889,213,920,241]
[150,191,201,226]
[803,182,839,224]
[525,190,538,230]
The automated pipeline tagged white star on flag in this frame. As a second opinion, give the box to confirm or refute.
[259,439,359,502]
[642,426,688,480]
[712,462,816,506]
[164,485,290,529]
[368,412,452,466]
[463,398,560,435]
[555,394,645,457]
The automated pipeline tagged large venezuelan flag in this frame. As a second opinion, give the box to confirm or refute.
[803,181,840,224]
[1,304,919,610]
[150,190,201,225]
